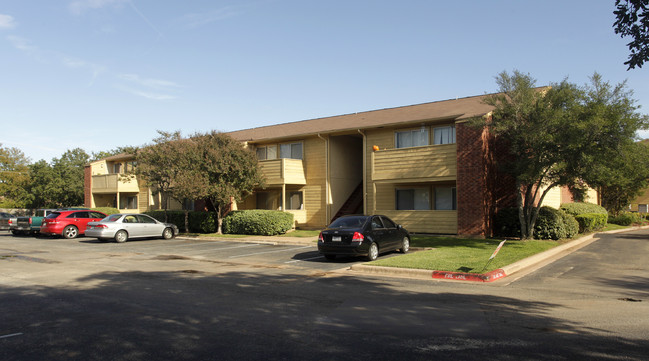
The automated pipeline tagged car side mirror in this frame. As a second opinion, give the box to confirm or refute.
[397,224,402,230]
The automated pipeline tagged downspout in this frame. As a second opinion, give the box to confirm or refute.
[317,134,330,224]
[357,129,367,215]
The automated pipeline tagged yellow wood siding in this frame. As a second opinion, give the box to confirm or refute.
[259,159,307,185]
[540,185,561,209]
[303,137,327,228]
[379,210,458,234]
[372,144,457,182]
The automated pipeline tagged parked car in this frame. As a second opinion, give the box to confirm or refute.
[318,215,410,261]
[40,210,108,239]
[11,209,57,236]
[0,212,16,231]
[86,213,178,243]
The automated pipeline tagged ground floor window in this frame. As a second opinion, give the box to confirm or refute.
[286,191,304,210]
[120,195,138,209]
[435,187,457,210]
[639,204,648,213]
[395,188,431,210]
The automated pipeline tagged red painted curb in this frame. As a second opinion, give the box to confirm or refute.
[431,269,507,282]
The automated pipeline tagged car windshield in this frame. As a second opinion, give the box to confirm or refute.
[328,216,368,229]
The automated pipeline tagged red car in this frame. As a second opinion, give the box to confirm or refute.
[40,210,108,239]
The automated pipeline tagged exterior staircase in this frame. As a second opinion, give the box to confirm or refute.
[331,182,364,223]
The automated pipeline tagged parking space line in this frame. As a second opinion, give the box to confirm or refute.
[285,255,324,263]
[228,245,313,259]
[0,333,23,339]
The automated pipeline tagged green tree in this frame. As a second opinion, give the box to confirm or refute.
[192,131,263,234]
[0,144,31,208]
[27,148,90,208]
[474,71,648,239]
[614,0,649,69]
[594,142,649,215]
[135,131,182,222]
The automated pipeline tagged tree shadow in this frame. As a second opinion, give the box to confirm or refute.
[1,269,647,360]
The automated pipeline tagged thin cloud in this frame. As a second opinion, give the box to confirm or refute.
[119,73,181,90]
[116,85,177,100]
[6,35,36,52]
[0,14,17,29]
[178,6,241,28]
[68,0,129,15]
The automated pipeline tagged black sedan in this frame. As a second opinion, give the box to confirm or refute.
[318,215,410,261]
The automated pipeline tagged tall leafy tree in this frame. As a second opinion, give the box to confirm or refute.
[596,142,649,215]
[192,131,263,234]
[614,0,649,69]
[28,148,90,208]
[474,71,648,239]
[135,131,182,222]
[0,144,31,208]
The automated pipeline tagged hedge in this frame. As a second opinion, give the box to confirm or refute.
[560,202,608,216]
[495,206,579,240]
[222,210,294,236]
[608,212,642,226]
[574,213,607,233]
[143,210,219,233]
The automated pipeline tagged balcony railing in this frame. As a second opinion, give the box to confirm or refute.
[371,144,456,182]
[259,158,307,186]
[91,174,140,193]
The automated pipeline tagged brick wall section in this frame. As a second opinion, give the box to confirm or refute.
[456,122,516,236]
[560,186,574,203]
[84,165,91,208]
[456,122,489,236]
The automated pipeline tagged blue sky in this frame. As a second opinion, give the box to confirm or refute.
[1,0,647,162]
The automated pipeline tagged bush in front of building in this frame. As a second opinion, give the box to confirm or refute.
[608,212,643,226]
[92,207,120,215]
[560,202,608,217]
[494,206,579,240]
[222,210,294,236]
[144,210,219,233]
[573,213,608,233]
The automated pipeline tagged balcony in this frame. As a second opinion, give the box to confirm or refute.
[91,174,140,193]
[371,144,456,182]
[259,158,306,186]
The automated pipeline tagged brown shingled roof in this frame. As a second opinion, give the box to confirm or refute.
[227,93,495,142]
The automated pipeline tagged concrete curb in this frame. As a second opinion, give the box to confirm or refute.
[349,225,649,282]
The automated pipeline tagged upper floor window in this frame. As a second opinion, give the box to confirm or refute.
[256,145,277,161]
[113,163,122,174]
[395,128,429,149]
[434,125,456,145]
[280,142,303,159]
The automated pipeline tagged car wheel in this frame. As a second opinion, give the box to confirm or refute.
[400,236,410,254]
[63,225,79,239]
[366,242,378,261]
[162,227,174,240]
[114,230,128,243]
[324,254,336,260]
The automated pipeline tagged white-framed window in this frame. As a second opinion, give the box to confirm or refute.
[280,142,303,159]
[395,188,431,210]
[256,145,278,161]
[286,191,304,210]
[435,187,457,210]
[395,127,429,149]
[639,204,648,213]
[433,125,456,145]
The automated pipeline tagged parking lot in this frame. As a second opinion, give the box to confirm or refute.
[0,232,368,276]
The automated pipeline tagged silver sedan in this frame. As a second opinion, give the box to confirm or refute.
[86,213,178,243]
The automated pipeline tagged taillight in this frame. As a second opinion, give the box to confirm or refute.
[29,218,32,225]
[352,232,364,242]
[8,219,13,225]
[96,224,108,229]
[318,232,324,242]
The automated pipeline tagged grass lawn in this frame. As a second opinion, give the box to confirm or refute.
[370,235,559,273]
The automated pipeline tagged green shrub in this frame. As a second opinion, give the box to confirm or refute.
[608,212,642,226]
[143,210,219,233]
[222,210,294,236]
[534,206,573,240]
[560,211,580,238]
[560,202,607,216]
[92,207,120,215]
[574,213,607,232]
